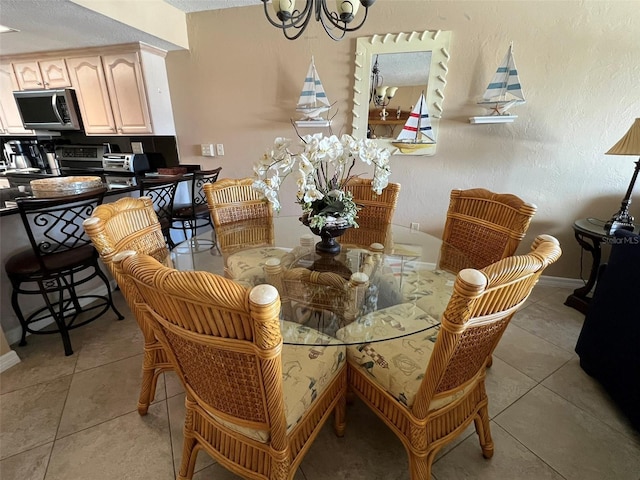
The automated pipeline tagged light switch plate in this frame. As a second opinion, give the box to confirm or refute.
[201,144,215,157]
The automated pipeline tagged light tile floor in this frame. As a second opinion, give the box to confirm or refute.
[1,286,639,480]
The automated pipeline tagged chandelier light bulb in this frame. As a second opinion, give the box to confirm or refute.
[273,0,295,20]
[337,1,359,22]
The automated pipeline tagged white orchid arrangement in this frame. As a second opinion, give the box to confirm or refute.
[253,133,391,230]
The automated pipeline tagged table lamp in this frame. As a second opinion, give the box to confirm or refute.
[605,118,640,234]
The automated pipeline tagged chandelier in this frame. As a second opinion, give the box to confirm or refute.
[261,0,377,41]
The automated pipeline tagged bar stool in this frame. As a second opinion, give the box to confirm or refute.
[138,175,181,249]
[4,188,124,356]
[171,167,221,244]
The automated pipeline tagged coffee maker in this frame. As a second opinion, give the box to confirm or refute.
[2,140,48,171]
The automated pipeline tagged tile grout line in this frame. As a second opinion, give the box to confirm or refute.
[494,418,569,480]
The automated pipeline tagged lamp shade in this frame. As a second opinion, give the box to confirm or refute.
[606,118,640,155]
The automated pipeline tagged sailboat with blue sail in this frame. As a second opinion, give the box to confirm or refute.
[470,43,525,124]
[295,57,333,128]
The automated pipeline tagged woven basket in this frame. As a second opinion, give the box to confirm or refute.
[30,176,103,198]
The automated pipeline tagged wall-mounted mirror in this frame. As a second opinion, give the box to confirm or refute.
[351,30,452,156]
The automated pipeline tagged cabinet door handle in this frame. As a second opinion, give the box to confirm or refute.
[37,81,42,85]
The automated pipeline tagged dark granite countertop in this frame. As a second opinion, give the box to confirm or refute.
[0,171,193,217]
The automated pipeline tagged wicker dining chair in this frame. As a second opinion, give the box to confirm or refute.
[115,251,347,480]
[402,188,537,323]
[439,188,537,274]
[341,178,401,247]
[204,177,289,283]
[264,257,370,332]
[342,234,561,480]
[83,196,173,415]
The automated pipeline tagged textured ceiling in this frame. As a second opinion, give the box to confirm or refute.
[163,0,259,12]
[0,0,259,56]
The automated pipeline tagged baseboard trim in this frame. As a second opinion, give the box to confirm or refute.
[537,275,583,289]
[0,350,21,373]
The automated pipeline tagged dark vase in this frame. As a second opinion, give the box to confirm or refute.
[300,216,351,255]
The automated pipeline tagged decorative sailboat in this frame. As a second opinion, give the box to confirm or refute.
[295,57,333,128]
[391,92,435,154]
[470,43,526,124]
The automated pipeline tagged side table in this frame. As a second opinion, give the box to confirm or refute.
[564,218,638,314]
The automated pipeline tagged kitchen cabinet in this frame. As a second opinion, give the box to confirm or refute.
[65,56,118,135]
[102,52,152,134]
[66,44,174,135]
[12,59,71,90]
[0,62,34,135]
[1,43,175,136]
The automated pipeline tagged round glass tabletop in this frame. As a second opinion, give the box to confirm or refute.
[170,216,460,346]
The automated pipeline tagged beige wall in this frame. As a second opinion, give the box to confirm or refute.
[164,0,640,278]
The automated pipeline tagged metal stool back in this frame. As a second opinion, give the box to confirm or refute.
[172,167,222,241]
[139,175,181,249]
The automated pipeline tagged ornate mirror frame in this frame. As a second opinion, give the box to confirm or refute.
[351,30,452,156]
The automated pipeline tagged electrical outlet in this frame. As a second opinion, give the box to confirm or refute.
[410,222,420,232]
[216,144,225,156]
[201,144,215,157]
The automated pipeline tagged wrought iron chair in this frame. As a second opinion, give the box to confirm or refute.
[341,178,401,247]
[171,167,222,243]
[138,174,181,249]
[115,251,347,480]
[342,235,561,480]
[4,188,123,356]
[83,196,172,415]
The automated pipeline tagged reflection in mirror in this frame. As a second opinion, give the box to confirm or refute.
[352,31,452,156]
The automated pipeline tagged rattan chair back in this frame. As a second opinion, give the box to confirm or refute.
[119,253,283,429]
[439,188,537,273]
[264,259,370,328]
[417,235,561,413]
[341,178,400,247]
[116,252,345,480]
[83,196,172,415]
[347,235,561,480]
[204,178,275,255]
[204,177,272,225]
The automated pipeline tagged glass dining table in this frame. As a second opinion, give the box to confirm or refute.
[169,216,457,346]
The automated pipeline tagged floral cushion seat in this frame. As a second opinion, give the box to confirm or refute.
[225,247,290,285]
[400,267,455,320]
[337,303,467,410]
[206,320,346,443]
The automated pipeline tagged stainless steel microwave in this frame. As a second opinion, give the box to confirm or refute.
[13,88,82,131]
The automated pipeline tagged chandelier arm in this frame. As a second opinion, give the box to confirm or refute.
[320,2,371,33]
[282,10,315,40]
[261,0,313,30]
[319,15,347,41]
